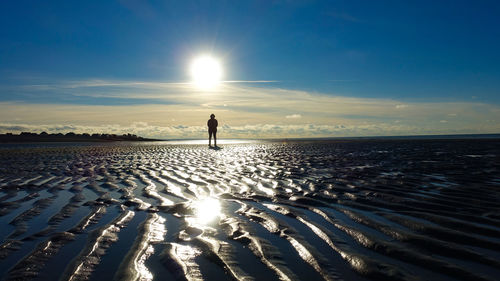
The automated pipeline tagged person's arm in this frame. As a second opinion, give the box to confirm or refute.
[207,120,210,127]
[215,120,218,127]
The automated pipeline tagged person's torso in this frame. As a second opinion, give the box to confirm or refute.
[208,119,217,129]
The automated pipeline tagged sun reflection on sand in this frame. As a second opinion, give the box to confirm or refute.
[192,197,222,225]
[117,213,166,281]
[162,139,260,145]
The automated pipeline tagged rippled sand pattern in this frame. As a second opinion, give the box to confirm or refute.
[0,139,499,281]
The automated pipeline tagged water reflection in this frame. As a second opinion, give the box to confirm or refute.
[135,214,166,281]
[193,197,221,225]
[161,139,259,145]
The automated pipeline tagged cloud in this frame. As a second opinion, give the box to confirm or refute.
[1,77,500,138]
[0,122,402,139]
[0,120,497,139]
[222,80,279,83]
[16,79,277,92]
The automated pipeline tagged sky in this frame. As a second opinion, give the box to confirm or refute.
[1,0,499,138]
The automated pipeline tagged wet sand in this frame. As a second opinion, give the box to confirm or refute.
[0,139,499,281]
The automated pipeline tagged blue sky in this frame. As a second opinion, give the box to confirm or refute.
[1,0,499,138]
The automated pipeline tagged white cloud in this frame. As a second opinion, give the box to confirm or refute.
[0,121,497,139]
[1,77,500,138]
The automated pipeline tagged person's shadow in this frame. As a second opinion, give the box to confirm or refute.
[209,146,222,150]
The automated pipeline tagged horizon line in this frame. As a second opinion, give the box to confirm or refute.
[159,133,500,141]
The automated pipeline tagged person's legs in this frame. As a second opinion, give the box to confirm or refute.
[213,131,217,147]
[208,131,212,146]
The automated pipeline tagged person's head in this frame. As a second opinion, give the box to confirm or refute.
[210,113,215,119]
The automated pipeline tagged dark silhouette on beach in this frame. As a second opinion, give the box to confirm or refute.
[0,132,156,143]
[207,114,218,147]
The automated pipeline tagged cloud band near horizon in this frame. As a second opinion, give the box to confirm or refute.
[0,78,498,138]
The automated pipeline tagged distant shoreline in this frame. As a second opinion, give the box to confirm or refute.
[269,133,500,141]
[168,133,500,142]
[1,132,499,143]
[0,132,160,143]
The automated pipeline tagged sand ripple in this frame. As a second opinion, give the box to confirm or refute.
[0,139,499,280]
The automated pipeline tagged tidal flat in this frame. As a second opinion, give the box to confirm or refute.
[0,139,499,281]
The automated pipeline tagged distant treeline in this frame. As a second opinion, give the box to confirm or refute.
[0,132,159,142]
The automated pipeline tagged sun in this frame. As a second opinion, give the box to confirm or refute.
[190,55,223,89]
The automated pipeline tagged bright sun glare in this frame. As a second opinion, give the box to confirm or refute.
[194,197,221,224]
[190,55,223,89]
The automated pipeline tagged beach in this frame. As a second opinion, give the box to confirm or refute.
[0,138,499,281]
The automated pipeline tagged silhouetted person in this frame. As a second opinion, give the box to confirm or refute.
[207,114,218,147]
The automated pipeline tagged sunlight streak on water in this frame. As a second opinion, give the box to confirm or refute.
[193,197,221,225]
[135,214,166,281]
[160,139,260,145]
[168,243,203,281]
